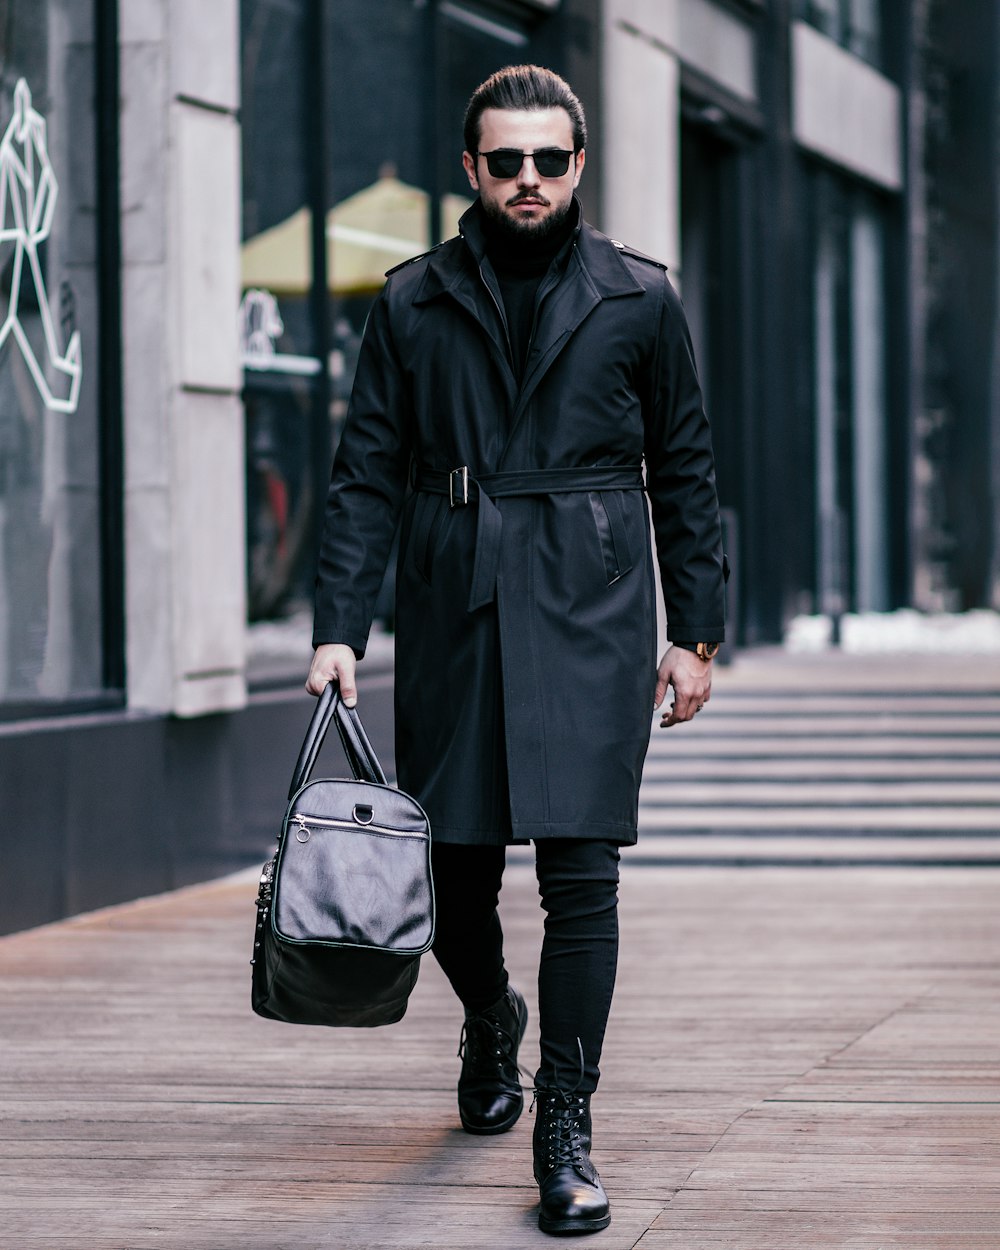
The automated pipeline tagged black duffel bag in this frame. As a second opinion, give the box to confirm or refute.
[251,682,434,1027]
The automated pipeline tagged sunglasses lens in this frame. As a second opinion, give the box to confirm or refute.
[485,152,524,178]
[534,151,572,177]
[482,150,573,178]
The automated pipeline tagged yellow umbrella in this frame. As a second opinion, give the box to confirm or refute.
[241,175,472,296]
[241,206,312,295]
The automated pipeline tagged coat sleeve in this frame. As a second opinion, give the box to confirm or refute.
[312,288,412,656]
[642,271,727,643]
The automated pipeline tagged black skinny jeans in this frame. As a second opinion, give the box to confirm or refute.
[430,839,621,1095]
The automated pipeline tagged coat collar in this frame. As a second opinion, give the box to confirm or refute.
[410,197,646,460]
[412,197,645,306]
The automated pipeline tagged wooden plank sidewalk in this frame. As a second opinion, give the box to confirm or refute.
[3,861,999,1249]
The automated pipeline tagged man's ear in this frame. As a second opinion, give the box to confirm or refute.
[572,148,586,189]
[462,150,479,191]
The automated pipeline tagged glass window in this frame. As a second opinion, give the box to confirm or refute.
[240,0,320,660]
[802,0,882,68]
[811,170,890,616]
[0,3,106,708]
[327,0,475,368]
[240,0,560,681]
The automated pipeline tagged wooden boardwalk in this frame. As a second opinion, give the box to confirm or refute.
[3,860,999,1249]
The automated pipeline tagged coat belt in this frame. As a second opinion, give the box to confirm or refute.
[415,465,645,612]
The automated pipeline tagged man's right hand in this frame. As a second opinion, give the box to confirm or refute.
[305,643,358,706]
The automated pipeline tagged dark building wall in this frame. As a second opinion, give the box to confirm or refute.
[2,680,396,936]
[676,0,997,637]
[709,1,816,642]
[911,0,999,609]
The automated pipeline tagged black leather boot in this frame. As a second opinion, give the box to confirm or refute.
[457,985,528,1135]
[532,1088,611,1235]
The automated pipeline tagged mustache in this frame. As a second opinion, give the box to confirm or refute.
[506,192,550,207]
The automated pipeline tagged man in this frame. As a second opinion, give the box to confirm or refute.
[306,65,726,1236]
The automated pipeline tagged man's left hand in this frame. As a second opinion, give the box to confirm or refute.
[654,645,713,727]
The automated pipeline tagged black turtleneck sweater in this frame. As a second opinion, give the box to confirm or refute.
[482,209,577,383]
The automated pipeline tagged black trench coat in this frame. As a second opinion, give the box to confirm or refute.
[314,201,726,845]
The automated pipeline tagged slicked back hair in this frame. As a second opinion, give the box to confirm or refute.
[463,64,588,155]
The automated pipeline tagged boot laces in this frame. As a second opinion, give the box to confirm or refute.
[530,1038,590,1171]
[535,1090,587,1169]
[529,1036,586,1112]
[457,1005,521,1078]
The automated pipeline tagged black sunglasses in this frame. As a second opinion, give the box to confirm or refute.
[476,148,575,179]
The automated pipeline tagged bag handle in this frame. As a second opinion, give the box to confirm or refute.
[288,682,388,800]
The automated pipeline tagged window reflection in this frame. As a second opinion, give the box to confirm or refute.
[803,0,882,68]
[0,5,104,707]
[241,0,318,640]
[240,0,559,677]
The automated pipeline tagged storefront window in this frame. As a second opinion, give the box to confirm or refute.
[241,0,322,661]
[0,3,106,708]
[240,0,563,681]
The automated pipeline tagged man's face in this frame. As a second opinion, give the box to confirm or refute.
[462,107,585,240]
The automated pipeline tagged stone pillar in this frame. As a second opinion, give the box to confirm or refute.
[120,0,246,716]
[601,0,681,272]
[601,1,681,651]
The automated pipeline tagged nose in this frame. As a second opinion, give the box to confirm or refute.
[516,155,542,190]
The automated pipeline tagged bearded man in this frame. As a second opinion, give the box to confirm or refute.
[307,64,726,1236]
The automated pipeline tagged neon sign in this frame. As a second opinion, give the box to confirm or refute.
[0,79,82,414]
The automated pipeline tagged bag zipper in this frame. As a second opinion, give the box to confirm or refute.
[290,813,425,840]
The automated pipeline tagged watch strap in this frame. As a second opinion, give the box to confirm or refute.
[671,640,720,660]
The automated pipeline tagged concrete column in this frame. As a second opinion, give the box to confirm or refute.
[120,0,246,716]
[601,2,682,650]
[601,0,681,272]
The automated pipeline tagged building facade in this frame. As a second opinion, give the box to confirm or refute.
[1,0,997,932]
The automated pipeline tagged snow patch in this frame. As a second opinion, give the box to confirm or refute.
[786,610,1000,653]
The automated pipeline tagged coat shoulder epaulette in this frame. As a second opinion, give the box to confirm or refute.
[607,238,668,272]
[384,237,455,278]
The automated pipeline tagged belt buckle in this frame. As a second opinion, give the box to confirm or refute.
[449,466,469,507]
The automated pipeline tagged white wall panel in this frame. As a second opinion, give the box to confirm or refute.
[603,21,680,268]
[122,0,246,716]
[175,106,242,392]
[122,264,169,490]
[119,41,168,265]
[679,0,757,102]
[170,391,246,711]
[119,0,165,43]
[792,20,902,191]
[171,0,239,110]
[124,486,174,710]
[609,0,678,48]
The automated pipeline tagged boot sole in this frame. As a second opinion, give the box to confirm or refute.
[538,1211,611,1235]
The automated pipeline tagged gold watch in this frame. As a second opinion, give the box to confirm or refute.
[695,642,720,662]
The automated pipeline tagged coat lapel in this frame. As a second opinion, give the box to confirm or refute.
[509,250,600,427]
[412,254,507,365]
[409,209,648,463]
[412,244,518,404]
[503,223,646,449]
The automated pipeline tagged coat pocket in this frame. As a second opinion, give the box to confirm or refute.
[409,493,446,584]
[588,491,634,586]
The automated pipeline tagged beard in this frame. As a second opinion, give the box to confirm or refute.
[481,193,574,245]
